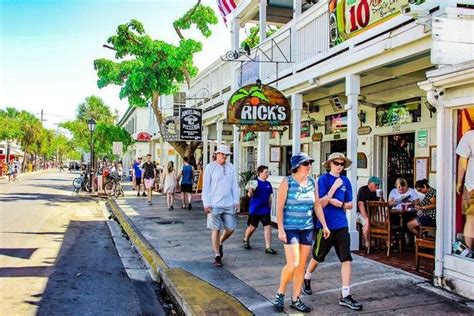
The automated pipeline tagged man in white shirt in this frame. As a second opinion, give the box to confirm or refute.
[202,145,240,267]
[456,130,474,250]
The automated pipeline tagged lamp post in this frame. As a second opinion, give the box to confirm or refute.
[87,118,96,191]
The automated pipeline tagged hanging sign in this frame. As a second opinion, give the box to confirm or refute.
[301,121,311,138]
[180,108,202,141]
[357,126,372,135]
[160,116,180,141]
[227,84,290,131]
[312,132,323,142]
[329,0,410,47]
[134,131,152,142]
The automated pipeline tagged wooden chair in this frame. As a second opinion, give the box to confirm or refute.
[366,201,403,256]
[415,226,436,271]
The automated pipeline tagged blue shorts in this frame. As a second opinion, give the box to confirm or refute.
[284,229,313,246]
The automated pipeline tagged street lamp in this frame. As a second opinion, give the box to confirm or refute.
[87,118,96,191]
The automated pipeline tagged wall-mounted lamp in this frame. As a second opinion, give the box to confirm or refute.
[357,110,366,125]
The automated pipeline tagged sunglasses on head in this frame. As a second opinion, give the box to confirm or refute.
[332,161,345,167]
[301,161,313,166]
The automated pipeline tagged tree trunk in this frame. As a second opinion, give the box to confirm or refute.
[151,92,201,159]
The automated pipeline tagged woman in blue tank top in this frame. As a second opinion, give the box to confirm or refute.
[273,153,330,313]
[178,157,195,210]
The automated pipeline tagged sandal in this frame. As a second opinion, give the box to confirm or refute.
[265,247,277,255]
[243,240,251,250]
[148,201,152,205]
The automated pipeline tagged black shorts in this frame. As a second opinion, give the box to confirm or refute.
[312,227,352,263]
[135,177,142,185]
[247,214,271,227]
[181,183,193,193]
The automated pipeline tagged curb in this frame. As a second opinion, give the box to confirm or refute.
[107,199,252,316]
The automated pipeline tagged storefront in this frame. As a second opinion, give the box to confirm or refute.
[419,61,474,299]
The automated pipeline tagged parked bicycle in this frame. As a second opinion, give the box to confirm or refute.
[104,173,124,198]
[72,171,91,193]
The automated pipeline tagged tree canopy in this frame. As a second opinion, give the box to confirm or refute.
[241,24,279,49]
[60,96,133,159]
[94,0,218,158]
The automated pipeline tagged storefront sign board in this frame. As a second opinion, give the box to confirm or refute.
[227,84,290,131]
[160,116,180,142]
[329,0,410,47]
[180,108,202,141]
[418,130,428,148]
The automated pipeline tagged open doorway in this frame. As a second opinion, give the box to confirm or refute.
[386,133,415,191]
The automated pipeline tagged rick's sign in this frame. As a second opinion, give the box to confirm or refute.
[227,84,290,131]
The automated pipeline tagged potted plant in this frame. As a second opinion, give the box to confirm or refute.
[239,170,256,214]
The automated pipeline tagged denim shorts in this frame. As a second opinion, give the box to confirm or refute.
[207,207,237,230]
[284,229,314,246]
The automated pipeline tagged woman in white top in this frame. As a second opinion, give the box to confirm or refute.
[162,161,177,210]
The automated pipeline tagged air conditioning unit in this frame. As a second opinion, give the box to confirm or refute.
[329,96,346,112]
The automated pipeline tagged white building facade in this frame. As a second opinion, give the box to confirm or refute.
[187,0,474,298]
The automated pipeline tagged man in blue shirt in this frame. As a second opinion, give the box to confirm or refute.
[132,157,145,197]
[242,165,276,254]
[302,153,362,311]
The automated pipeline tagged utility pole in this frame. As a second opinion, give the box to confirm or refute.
[41,109,44,124]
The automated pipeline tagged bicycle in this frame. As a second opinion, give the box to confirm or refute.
[104,174,124,198]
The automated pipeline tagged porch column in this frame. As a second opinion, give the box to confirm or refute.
[231,18,241,175]
[159,136,165,166]
[293,0,302,18]
[259,0,267,41]
[345,74,360,251]
[256,2,268,168]
[216,120,223,145]
[203,125,209,167]
[291,93,303,154]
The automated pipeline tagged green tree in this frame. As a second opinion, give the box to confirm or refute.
[61,96,133,159]
[0,107,22,141]
[241,24,278,49]
[94,0,217,158]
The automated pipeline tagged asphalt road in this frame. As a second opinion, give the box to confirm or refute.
[0,170,162,315]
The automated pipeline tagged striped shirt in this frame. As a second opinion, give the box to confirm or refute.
[283,176,315,230]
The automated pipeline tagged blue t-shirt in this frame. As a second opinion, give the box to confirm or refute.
[249,179,273,215]
[316,173,353,230]
[133,161,142,178]
[181,165,193,184]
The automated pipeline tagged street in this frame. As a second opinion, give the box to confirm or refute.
[0,170,162,315]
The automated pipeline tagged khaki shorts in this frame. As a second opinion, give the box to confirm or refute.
[207,207,237,230]
[356,212,368,226]
[462,187,474,216]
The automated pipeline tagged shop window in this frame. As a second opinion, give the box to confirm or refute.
[325,112,347,134]
[375,98,422,127]
[173,92,186,117]
[454,107,474,259]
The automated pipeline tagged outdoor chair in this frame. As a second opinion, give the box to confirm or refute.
[366,201,403,256]
[415,226,436,271]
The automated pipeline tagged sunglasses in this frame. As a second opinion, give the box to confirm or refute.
[301,161,313,166]
[332,161,345,167]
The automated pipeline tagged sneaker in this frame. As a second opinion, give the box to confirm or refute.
[219,244,223,258]
[273,293,285,312]
[265,247,277,255]
[137,192,140,197]
[339,295,362,311]
[148,201,152,205]
[170,205,174,210]
[142,192,147,197]
[289,297,310,313]
[188,203,192,210]
[302,278,312,295]
[243,240,251,250]
[214,255,223,267]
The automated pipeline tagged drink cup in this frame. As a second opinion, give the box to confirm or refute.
[402,203,406,212]
[376,189,383,198]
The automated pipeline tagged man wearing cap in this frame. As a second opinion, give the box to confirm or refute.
[202,145,240,267]
[356,176,381,250]
[132,157,145,197]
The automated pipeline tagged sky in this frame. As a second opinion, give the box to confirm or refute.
[0,0,232,129]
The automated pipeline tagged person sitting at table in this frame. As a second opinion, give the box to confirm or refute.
[388,178,420,235]
[410,179,437,234]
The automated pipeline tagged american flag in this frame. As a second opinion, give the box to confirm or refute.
[216,0,238,24]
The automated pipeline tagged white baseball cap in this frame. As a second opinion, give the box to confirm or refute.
[214,145,232,155]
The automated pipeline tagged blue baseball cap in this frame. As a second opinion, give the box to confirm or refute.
[291,152,314,172]
[368,176,381,185]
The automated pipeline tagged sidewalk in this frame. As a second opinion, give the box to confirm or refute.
[111,184,473,315]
